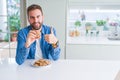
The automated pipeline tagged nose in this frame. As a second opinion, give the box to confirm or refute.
[34,17,38,22]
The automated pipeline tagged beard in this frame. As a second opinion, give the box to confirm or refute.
[30,22,42,30]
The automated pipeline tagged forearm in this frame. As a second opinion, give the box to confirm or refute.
[50,46,61,60]
[16,46,30,65]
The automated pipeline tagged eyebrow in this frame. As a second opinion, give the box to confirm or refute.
[29,15,41,18]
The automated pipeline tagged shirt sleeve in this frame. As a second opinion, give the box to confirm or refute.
[50,45,61,60]
[15,30,30,65]
[48,27,61,60]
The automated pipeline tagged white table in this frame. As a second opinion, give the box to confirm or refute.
[0,58,120,80]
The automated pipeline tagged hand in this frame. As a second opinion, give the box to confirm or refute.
[44,27,58,44]
[25,30,41,48]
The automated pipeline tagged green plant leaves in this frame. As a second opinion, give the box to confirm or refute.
[74,20,81,27]
[96,20,106,26]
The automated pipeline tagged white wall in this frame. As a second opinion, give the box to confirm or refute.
[20,0,27,28]
[25,0,120,60]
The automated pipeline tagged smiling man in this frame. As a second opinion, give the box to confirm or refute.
[16,4,61,65]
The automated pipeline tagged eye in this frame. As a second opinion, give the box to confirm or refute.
[30,16,34,19]
[37,15,41,18]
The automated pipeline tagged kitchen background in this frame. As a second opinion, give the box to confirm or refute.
[0,0,120,60]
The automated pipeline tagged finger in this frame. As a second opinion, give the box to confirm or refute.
[50,27,54,34]
[29,30,36,35]
[29,32,36,37]
[44,35,48,40]
[35,30,40,34]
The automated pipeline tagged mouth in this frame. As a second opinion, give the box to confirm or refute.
[34,22,39,26]
[31,22,41,30]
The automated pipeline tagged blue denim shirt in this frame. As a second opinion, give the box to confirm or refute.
[15,24,61,65]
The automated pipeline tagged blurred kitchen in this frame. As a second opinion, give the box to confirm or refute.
[0,0,120,60]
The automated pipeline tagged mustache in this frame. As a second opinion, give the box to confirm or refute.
[32,22,40,25]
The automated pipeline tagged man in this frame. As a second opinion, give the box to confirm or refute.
[16,4,61,65]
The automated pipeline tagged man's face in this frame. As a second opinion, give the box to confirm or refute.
[28,9,44,30]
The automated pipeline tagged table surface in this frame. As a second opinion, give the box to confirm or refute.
[0,58,120,80]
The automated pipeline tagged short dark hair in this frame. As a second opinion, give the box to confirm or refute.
[27,4,43,16]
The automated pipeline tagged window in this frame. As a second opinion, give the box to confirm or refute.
[0,0,20,59]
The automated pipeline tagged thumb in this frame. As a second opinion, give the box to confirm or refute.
[50,27,54,34]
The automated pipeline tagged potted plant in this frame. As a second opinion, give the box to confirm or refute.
[85,22,92,27]
[96,20,106,31]
[74,20,81,27]
[7,0,20,41]
[96,20,106,26]
[85,22,92,34]
[74,20,81,36]
[8,12,20,41]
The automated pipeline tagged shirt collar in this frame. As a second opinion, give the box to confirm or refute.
[41,25,45,34]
